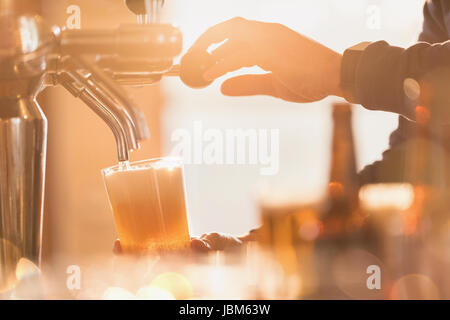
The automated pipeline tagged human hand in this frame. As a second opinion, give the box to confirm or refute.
[181,17,343,102]
[113,232,245,255]
[190,232,244,252]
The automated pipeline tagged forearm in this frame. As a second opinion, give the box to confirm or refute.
[327,52,343,98]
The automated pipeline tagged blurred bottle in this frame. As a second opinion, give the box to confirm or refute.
[321,103,363,239]
[312,102,366,299]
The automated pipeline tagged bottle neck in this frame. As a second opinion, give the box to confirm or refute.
[329,107,359,197]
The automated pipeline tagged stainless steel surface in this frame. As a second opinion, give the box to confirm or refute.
[58,23,183,138]
[58,71,132,161]
[144,0,164,24]
[0,2,181,289]
[0,96,47,291]
[104,63,179,85]
[164,64,180,76]
[0,12,50,290]
[59,24,182,59]
[59,23,182,88]
[72,55,150,141]
[0,13,56,81]
[126,0,165,24]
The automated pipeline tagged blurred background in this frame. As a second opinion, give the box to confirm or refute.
[39,0,425,269]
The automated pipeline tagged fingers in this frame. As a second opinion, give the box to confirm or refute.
[239,227,261,242]
[201,232,243,251]
[190,232,244,253]
[221,73,276,96]
[221,73,313,102]
[203,50,254,81]
[180,38,249,88]
[190,238,211,253]
[189,17,251,54]
[209,39,241,61]
[184,17,269,86]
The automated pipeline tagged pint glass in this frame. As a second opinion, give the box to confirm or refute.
[102,158,190,253]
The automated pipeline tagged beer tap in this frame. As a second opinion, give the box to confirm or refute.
[0,0,182,284]
[123,0,216,88]
[125,0,165,24]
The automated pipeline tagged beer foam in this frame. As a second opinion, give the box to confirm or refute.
[103,157,182,176]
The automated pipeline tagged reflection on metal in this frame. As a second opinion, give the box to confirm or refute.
[0,239,20,293]
[0,2,182,279]
[125,0,165,24]
[0,96,47,274]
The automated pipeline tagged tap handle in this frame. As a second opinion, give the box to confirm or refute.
[179,50,216,88]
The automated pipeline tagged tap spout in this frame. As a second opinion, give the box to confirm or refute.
[57,72,131,161]
[73,56,150,141]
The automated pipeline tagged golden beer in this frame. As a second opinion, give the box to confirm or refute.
[103,158,190,253]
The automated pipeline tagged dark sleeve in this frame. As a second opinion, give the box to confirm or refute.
[355,0,450,184]
[419,0,448,43]
[341,0,450,120]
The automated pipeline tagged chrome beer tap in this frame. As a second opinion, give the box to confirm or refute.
[0,0,181,288]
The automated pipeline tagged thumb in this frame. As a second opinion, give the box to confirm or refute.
[221,73,276,97]
[221,73,311,102]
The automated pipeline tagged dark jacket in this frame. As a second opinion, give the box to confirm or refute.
[346,0,450,183]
